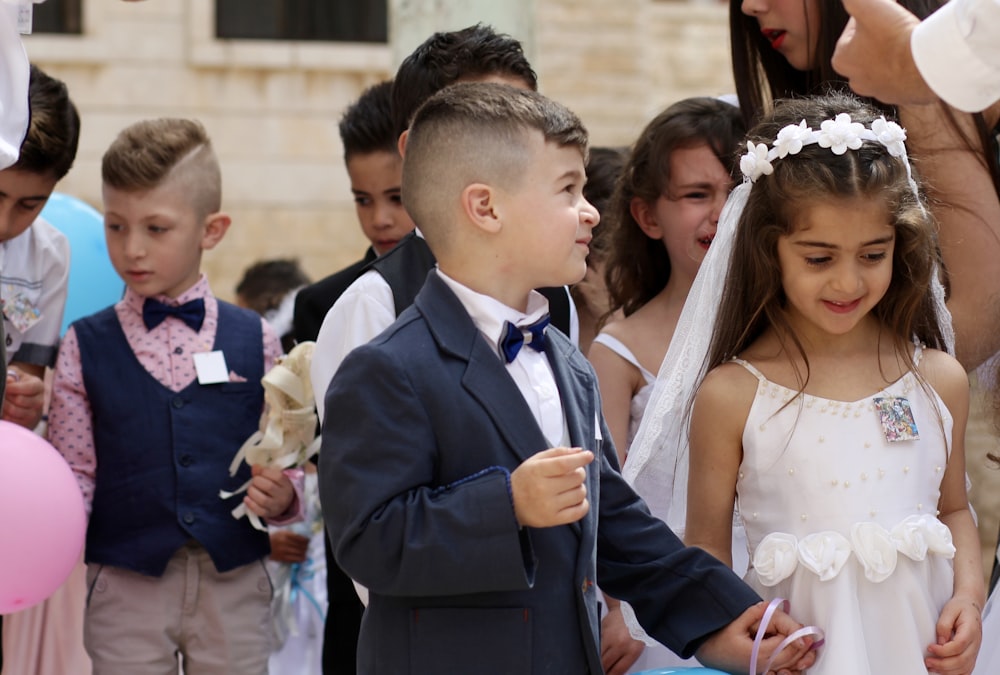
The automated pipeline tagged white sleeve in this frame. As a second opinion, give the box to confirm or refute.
[911,0,1000,112]
[9,220,70,367]
[310,270,396,422]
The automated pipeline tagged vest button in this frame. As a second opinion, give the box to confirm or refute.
[179,454,192,467]
[172,397,184,409]
[183,512,195,524]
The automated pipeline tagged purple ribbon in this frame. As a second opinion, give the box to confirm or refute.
[749,597,825,674]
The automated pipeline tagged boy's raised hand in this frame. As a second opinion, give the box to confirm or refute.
[245,464,296,520]
[696,601,818,675]
[510,447,593,528]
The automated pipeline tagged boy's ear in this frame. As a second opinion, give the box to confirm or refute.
[397,130,409,158]
[200,212,232,251]
[630,196,662,239]
[462,183,501,234]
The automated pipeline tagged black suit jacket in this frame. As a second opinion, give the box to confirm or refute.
[292,247,378,344]
[320,271,760,675]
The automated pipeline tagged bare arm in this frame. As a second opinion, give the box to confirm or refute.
[685,364,753,566]
[899,103,1000,370]
[588,337,645,467]
[919,350,985,675]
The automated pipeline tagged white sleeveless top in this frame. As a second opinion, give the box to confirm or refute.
[591,333,655,449]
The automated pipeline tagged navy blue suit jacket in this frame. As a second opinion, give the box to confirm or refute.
[320,272,759,674]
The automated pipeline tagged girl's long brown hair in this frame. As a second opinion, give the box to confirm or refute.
[602,97,745,323]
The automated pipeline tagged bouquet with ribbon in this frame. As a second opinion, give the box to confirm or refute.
[220,340,321,531]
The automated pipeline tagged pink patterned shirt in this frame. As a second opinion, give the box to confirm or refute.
[49,275,299,521]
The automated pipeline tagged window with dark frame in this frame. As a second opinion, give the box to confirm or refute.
[215,0,387,43]
[30,0,82,35]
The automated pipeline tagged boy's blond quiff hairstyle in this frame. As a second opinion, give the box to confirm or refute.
[102,118,222,219]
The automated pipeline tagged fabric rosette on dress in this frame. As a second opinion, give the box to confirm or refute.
[221,341,321,530]
[750,515,955,588]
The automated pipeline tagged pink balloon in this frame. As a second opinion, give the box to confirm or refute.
[0,421,86,613]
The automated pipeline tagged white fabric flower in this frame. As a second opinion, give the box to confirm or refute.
[891,514,931,560]
[797,531,851,581]
[817,113,865,155]
[920,515,956,558]
[871,116,908,158]
[851,522,898,583]
[773,120,813,159]
[752,532,799,587]
[740,141,773,182]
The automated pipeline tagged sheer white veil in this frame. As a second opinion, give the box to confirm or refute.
[621,181,749,534]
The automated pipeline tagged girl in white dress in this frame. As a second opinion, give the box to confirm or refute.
[588,98,745,675]
[638,92,984,675]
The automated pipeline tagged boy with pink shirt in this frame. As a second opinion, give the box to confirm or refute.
[49,118,300,674]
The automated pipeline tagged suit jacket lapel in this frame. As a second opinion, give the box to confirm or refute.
[415,274,550,465]
[545,332,598,542]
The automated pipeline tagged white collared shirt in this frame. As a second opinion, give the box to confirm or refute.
[310,229,579,423]
[437,270,565,447]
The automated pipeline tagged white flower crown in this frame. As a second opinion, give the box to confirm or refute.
[739,113,908,183]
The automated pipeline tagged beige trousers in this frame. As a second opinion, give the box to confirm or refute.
[84,543,272,675]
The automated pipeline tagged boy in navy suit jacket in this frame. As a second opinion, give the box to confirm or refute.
[320,84,818,674]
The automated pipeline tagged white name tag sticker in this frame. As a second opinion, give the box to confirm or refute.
[193,350,230,385]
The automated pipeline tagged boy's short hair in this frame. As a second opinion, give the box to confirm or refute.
[15,64,80,180]
[339,80,396,160]
[101,118,222,219]
[402,83,587,237]
[391,24,538,137]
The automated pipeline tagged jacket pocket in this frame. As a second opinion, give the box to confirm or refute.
[410,607,532,674]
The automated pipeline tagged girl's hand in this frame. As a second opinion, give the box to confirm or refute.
[925,596,983,675]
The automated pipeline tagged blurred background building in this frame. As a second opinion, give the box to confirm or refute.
[23,0,733,294]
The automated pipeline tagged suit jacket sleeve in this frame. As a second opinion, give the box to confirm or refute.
[593,410,760,658]
[320,342,535,597]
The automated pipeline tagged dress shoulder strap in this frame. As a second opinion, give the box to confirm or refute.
[592,333,655,383]
[730,356,767,382]
[912,341,925,367]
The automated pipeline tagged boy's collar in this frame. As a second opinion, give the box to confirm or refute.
[436,269,548,359]
[123,274,212,312]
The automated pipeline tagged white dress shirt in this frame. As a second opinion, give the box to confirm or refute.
[310,237,579,423]
[436,270,566,447]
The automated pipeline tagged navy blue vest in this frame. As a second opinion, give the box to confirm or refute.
[75,300,269,576]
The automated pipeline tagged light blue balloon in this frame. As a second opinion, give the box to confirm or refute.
[40,192,123,335]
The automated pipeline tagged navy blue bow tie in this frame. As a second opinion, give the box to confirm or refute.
[499,315,550,363]
[142,297,206,332]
